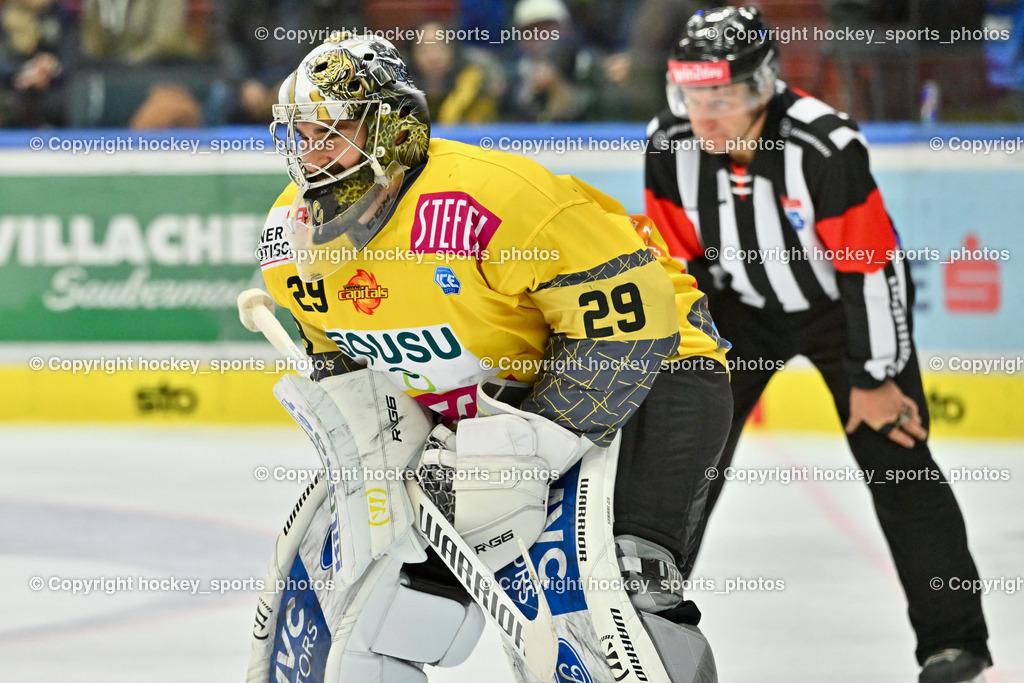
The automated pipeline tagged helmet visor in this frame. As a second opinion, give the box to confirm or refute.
[286,160,406,282]
[667,82,765,119]
[666,58,774,119]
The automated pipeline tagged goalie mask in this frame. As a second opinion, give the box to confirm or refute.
[666,6,779,119]
[271,33,430,281]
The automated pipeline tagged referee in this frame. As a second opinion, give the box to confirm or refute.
[644,7,991,683]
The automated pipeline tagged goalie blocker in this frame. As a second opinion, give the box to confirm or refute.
[248,369,715,682]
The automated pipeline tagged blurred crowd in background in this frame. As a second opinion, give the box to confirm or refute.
[1,0,1021,129]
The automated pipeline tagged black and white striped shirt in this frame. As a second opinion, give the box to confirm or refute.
[645,85,912,388]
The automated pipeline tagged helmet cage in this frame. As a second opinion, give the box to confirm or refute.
[270,97,389,190]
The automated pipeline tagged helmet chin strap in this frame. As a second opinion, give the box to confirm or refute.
[725,94,771,162]
[738,91,772,144]
[369,156,387,181]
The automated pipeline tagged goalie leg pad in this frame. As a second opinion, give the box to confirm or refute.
[248,475,484,683]
[639,611,717,683]
[330,555,485,681]
[340,556,485,668]
[247,475,336,683]
[496,438,718,683]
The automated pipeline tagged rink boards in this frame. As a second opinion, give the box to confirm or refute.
[1,125,1020,437]
[1,355,1020,438]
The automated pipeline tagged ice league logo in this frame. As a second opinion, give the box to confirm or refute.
[781,196,805,230]
[340,269,388,314]
[434,266,462,295]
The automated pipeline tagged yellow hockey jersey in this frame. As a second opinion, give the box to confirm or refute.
[259,138,726,444]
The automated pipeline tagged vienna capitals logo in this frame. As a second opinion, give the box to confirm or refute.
[340,269,388,314]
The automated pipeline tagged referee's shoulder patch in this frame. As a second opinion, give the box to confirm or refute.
[785,92,861,142]
[646,108,692,139]
[782,94,865,159]
[786,96,837,125]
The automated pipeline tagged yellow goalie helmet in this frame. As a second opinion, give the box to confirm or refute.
[271,32,430,281]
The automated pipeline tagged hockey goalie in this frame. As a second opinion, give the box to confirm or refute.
[242,32,733,683]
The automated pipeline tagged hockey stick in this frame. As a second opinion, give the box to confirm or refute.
[405,480,558,681]
[238,288,558,681]
[237,289,307,363]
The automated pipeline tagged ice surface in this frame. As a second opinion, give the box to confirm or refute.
[1,426,1020,682]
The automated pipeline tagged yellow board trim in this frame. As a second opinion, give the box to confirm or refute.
[750,369,1024,438]
[1,366,292,423]
[1,365,1021,437]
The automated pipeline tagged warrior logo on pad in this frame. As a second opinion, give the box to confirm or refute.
[411,192,501,257]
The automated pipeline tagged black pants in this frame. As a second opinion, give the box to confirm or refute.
[615,362,733,576]
[692,293,990,666]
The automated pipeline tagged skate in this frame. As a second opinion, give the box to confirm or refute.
[919,649,988,683]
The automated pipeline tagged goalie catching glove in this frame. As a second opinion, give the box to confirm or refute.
[417,381,593,571]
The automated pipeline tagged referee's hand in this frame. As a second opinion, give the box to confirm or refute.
[845,380,927,448]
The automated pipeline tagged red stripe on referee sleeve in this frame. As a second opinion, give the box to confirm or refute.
[814,188,898,274]
[644,189,703,262]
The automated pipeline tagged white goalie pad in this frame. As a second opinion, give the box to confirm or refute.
[247,474,335,683]
[273,369,433,587]
[254,366,710,683]
[247,474,486,683]
[494,437,717,683]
